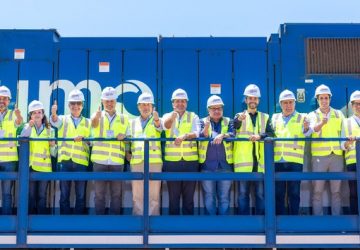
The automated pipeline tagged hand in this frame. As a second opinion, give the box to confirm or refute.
[213,134,224,145]
[74,136,84,142]
[153,107,159,121]
[249,134,261,142]
[321,117,328,125]
[95,105,102,120]
[346,136,357,147]
[171,111,178,120]
[237,111,246,121]
[125,151,132,162]
[14,107,22,119]
[51,100,58,116]
[204,116,211,127]
[116,133,126,141]
[303,117,310,131]
[28,120,35,127]
[174,134,186,146]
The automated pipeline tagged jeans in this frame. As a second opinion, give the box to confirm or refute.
[58,160,87,214]
[238,181,264,215]
[275,162,303,215]
[93,163,124,215]
[201,169,232,215]
[29,176,49,214]
[0,161,17,215]
[347,163,358,215]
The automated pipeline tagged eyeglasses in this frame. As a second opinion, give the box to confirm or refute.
[69,102,83,106]
[352,102,360,107]
[318,96,330,101]
[209,107,223,111]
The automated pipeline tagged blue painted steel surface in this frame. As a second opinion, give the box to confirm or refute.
[0,25,360,248]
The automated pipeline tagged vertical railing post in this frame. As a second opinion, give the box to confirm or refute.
[264,137,276,247]
[17,139,30,247]
[143,139,150,247]
[355,140,360,232]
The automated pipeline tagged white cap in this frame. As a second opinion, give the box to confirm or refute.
[101,87,118,100]
[68,89,85,102]
[315,84,332,97]
[350,90,360,102]
[28,100,44,113]
[0,86,11,99]
[171,88,188,101]
[279,89,296,103]
[243,84,261,98]
[207,95,224,108]
[137,92,154,104]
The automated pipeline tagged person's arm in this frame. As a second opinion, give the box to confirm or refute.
[260,119,275,139]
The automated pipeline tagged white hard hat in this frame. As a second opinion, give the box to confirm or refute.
[68,89,85,102]
[171,88,188,101]
[207,95,224,108]
[0,86,11,99]
[350,90,360,102]
[28,100,44,113]
[101,87,118,100]
[243,84,261,98]
[315,84,332,97]
[137,92,154,104]
[279,89,296,103]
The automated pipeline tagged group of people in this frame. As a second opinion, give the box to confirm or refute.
[0,82,359,216]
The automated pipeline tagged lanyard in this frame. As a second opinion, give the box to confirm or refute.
[71,116,82,129]
[107,114,116,129]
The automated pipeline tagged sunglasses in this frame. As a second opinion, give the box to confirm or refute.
[69,102,83,106]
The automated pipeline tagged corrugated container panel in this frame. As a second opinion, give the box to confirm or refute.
[306,38,360,74]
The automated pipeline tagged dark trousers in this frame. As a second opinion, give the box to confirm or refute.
[164,160,199,215]
[275,162,303,215]
[348,163,358,214]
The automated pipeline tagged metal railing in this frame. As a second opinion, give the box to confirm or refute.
[0,137,359,248]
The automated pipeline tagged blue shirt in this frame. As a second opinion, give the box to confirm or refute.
[200,118,234,171]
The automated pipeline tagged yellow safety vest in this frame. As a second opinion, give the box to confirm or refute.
[29,125,52,172]
[198,117,233,164]
[91,112,129,165]
[311,108,343,156]
[57,115,91,166]
[0,110,18,162]
[233,111,268,173]
[272,112,305,164]
[164,111,198,162]
[344,116,360,165]
[130,116,162,165]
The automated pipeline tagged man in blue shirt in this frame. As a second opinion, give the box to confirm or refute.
[199,95,234,215]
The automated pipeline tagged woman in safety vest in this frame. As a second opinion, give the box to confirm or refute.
[20,100,57,214]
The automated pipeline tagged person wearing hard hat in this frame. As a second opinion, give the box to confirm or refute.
[308,84,345,215]
[51,89,91,214]
[91,86,129,215]
[233,83,274,215]
[199,95,234,215]
[271,90,311,215]
[341,90,360,214]
[162,88,200,215]
[0,85,23,215]
[127,92,162,215]
[20,100,57,214]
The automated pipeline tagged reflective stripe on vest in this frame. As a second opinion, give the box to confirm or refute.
[198,117,233,164]
[30,126,52,172]
[311,109,343,156]
[0,110,18,162]
[273,112,305,164]
[234,111,268,173]
[130,116,162,164]
[165,111,198,161]
[91,112,128,165]
[58,115,91,166]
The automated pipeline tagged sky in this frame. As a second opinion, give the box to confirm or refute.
[2,0,360,38]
